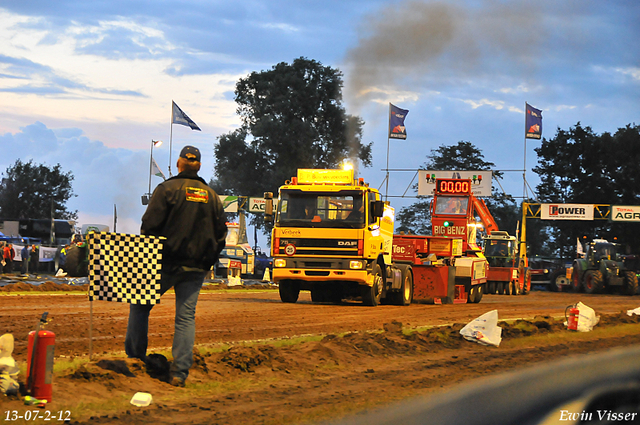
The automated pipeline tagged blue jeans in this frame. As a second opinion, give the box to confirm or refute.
[125,270,205,380]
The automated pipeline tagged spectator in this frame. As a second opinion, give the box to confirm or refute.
[30,245,39,275]
[3,244,14,274]
[21,245,30,274]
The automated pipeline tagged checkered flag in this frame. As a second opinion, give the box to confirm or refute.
[88,232,164,305]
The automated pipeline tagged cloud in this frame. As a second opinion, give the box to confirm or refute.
[342,0,640,112]
[0,121,151,234]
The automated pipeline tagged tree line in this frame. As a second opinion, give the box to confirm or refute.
[2,57,639,261]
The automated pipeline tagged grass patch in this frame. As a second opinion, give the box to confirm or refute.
[500,323,640,349]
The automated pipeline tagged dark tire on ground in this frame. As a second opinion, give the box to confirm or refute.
[548,269,565,292]
[497,282,505,295]
[474,284,483,303]
[362,263,382,307]
[392,267,413,306]
[583,270,604,294]
[624,271,638,295]
[571,262,583,293]
[513,280,521,295]
[63,245,87,277]
[504,280,513,295]
[487,282,495,295]
[279,281,300,303]
[522,268,531,295]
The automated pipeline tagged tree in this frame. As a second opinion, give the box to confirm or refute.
[533,122,640,256]
[0,159,77,220]
[213,57,371,200]
[396,141,519,236]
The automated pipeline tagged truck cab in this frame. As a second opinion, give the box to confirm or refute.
[267,169,394,306]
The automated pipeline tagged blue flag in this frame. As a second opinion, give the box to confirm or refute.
[525,103,542,139]
[389,103,409,139]
[172,101,201,131]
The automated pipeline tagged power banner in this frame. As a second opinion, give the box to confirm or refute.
[389,103,409,139]
[540,204,594,220]
[611,205,640,222]
[418,170,492,197]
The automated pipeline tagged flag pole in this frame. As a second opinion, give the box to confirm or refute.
[385,103,391,202]
[523,101,527,200]
[169,101,174,177]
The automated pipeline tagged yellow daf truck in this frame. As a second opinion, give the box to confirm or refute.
[264,169,410,306]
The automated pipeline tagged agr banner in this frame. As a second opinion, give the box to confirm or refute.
[611,205,640,222]
[540,204,594,220]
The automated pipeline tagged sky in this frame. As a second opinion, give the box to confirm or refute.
[0,0,638,249]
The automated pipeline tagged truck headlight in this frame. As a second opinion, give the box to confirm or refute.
[349,260,364,270]
[274,259,287,268]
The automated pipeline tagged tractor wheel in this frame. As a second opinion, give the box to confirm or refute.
[548,269,565,292]
[497,282,505,295]
[513,280,521,295]
[522,268,531,295]
[487,282,495,295]
[583,270,604,294]
[279,281,300,303]
[362,263,383,306]
[571,263,583,293]
[623,271,639,296]
[63,244,88,277]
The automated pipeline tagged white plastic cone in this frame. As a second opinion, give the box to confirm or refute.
[262,268,270,282]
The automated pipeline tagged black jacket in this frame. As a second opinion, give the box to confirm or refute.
[141,171,227,271]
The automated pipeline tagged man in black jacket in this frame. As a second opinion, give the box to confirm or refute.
[125,145,227,387]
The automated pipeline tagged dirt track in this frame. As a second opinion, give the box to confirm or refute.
[3,285,640,359]
[3,284,640,424]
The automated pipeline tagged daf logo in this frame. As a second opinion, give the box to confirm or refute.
[338,241,358,246]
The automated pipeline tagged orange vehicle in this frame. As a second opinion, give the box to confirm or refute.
[427,178,490,303]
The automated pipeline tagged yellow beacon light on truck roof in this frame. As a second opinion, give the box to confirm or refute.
[297,169,354,185]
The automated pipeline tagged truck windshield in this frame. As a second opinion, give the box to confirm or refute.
[277,190,366,228]
[434,196,469,215]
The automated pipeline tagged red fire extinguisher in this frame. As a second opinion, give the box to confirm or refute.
[26,312,55,402]
[565,304,579,331]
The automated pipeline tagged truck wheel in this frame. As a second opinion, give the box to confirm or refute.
[504,281,513,295]
[623,271,638,295]
[362,263,382,307]
[513,280,520,295]
[474,284,484,303]
[497,282,505,295]
[279,281,300,303]
[583,270,604,294]
[400,268,413,306]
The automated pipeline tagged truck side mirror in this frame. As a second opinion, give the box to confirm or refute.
[371,200,384,218]
[264,192,274,223]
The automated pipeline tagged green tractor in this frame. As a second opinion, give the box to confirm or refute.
[571,239,638,295]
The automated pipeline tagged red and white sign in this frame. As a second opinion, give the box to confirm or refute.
[284,243,296,256]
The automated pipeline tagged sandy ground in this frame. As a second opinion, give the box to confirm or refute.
[2,279,640,424]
